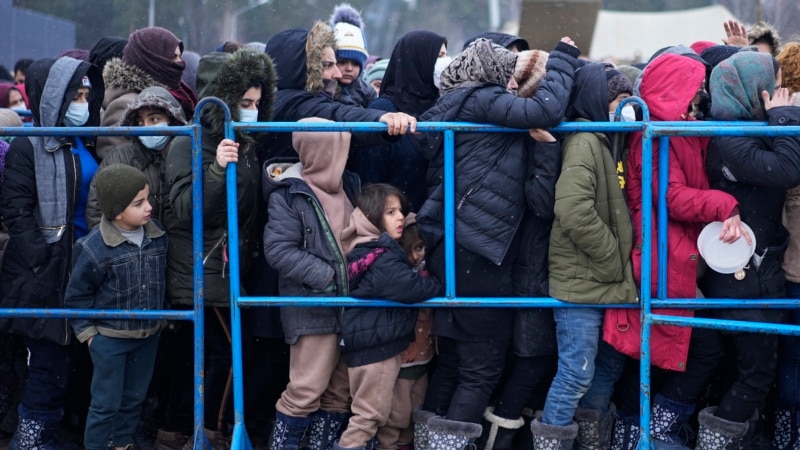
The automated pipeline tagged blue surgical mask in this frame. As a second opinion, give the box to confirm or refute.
[239,108,259,123]
[139,122,170,151]
[63,102,89,127]
[433,56,452,89]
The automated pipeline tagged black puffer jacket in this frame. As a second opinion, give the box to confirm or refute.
[703,105,800,321]
[341,233,441,367]
[263,161,360,344]
[263,23,390,160]
[0,57,104,345]
[417,41,580,266]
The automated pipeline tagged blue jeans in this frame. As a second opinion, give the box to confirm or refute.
[778,281,800,408]
[20,337,72,422]
[84,333,159,450]
[542,308,604,426]
[580,340,628,412]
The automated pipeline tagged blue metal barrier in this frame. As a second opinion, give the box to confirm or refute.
[0,102,219,450]
[217,98,800,450]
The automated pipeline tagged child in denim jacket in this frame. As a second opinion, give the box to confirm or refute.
[65,164,167,450]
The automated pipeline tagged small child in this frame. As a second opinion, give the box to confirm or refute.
[375,213,435,450]
[336,184,441,450]
[64,164,168,450]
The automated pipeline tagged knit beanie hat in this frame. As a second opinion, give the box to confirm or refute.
[330,3,368,70]
[0,108,22,127]
[123,27,186,89]
[364,59,388,85]
[514,50,548,98]
[606,69,633,102]
[96,164,148,219]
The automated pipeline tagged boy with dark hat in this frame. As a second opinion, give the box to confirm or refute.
[65,164,168,450]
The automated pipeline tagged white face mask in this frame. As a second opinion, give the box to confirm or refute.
[433,56,452,89]
[63,101,89,127]
[239,108,259,123]
[610,104,637,122]
[139,122,170,151]
[10,105,27,112]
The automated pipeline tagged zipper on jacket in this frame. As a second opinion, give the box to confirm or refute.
[457,187,475,210]
[204,230,228,274]
[66,147,78,345]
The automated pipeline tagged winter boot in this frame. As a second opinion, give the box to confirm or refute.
[426,417,482,450]
[475,406,524,450]
[529,419,578,450]
[650,394,694,450]
[307,410,349,450]
[270,412,312,450]
[154,429,191,450]
[695,407,748,450]
[773,407,800,450]
[332,438,376,450]
[412,407,438,450]
[9,406,62,450]
[610,414,640,450]
[737,409,770,450]
[511,409,536,450]
[574,405,615,450]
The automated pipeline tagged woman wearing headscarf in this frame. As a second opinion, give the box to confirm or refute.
[97,27,197,160]
[697,51,800,447]
[348,30,448,211]
[414,37,580,449]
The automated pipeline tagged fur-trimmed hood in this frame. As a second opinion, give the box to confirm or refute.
[266,21,336,94]
[195,49,276,142]
[120,86,187,127]
[102,57,165,105]
[749,21,781,55]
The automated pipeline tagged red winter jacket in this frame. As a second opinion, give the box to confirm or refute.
[606,54,738,371]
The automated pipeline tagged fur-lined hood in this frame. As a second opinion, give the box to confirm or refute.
[103,57,165,97]
[196,49,276,141]
[120,86,187,127]
[266,21,336,94]
[749,22,781,55]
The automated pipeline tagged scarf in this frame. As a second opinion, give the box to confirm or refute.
[123,27,186,90]
[438,38,516,92]
[710,52,776,121]
[380,30,446,118]
[341,208,381,257]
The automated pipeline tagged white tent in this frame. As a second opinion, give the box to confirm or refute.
[589,5,738,63]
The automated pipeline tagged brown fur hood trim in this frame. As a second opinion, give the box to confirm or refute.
[305,21,337,94]
[749,22,781,55]
[103,57,165,91]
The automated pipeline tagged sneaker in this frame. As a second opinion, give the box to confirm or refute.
[154,430,190,450]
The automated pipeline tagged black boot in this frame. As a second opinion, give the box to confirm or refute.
[773,407,800,450]
[307,410,349,450]
[574,405,615,450]
[695,407,748,450]
[271,412,312,450]
[476,406,524,450]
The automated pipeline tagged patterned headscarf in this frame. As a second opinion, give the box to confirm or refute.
[438,38,517,92]
[710,51,776,121]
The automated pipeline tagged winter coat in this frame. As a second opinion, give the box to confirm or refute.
[262,23,390,160]
[511,139,562,357]
[612,54,738,371]
[703,52,800,312]
[263,161,360,344]
[548,63,637,305]
[417,41,580,266]
[65,217,167,343]
[341,229,440,367]
[163,50,275,307]
[86,86,187,229]
[335,77,377,108]
[0,57,104,345]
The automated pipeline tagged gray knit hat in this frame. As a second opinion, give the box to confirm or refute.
[95,164,148,219]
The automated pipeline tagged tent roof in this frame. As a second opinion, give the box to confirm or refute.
[589,5,737,63]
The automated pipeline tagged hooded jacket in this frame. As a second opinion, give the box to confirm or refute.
[703,52,800,318]
[548,63,637,304]
[262,22,389,159]
[263,129,360,344]
[0,57,104,345]
[86,86,187,229]
[164,49,275,307]
[610,53,738,371]
[339,209,440,367]
[417,39,580,266]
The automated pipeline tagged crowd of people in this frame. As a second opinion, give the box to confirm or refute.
[0,5,799,450]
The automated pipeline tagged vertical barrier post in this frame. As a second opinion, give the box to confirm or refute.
[656,136,670,300]
[443,130,457,298]
[638,124,654,449]
[191,105,207,450]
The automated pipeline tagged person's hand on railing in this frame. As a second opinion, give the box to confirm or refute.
[560,36,576,47]
[215,138,240,169]
[720,214,753,245]
[722,20,749,47]
[379,112,417,135]
[528,128,556,142]
[763,87,796,111]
